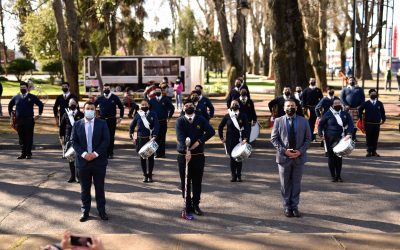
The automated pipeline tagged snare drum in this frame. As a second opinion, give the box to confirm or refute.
[231,143,252,162]
[333,137,355,157]
[249,122,260,143]
[65,146,76,162]
[138,140,159,159]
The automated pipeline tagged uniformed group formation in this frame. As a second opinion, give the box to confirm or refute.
[6,75,386,221]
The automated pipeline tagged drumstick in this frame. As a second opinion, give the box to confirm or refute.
[223,143,228,155]
[322,131,328,153]
[182,137,193,220]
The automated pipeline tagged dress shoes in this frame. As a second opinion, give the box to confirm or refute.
[17,155,26,159]
[292,209,301,217]
[148,176,153,183]
[193,205,203,216]
[372,152,380,157]
[231,175,237,182]
[143,176,148,183]
[80,213,89,222]
[366,152,373,157]
[284,208,294,217]
[26,155,32,159]
[99,212,109,220]
[67,177,76,183]
[237,176,242,182]
[337,177,343,182]
[332,177,338,182]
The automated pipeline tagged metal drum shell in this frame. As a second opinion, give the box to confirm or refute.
[138,140,159,159]
[249,122,260,143]
[231,143,252,162]
[333,138,355,157]
[65,147,76,162]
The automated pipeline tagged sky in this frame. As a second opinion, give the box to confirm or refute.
[2,0,400,56]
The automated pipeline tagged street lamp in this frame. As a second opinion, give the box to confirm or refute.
[239,0,250,84]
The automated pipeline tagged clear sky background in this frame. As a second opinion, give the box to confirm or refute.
[2,0,400,56]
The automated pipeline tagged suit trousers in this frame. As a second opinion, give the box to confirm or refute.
[16,118,35,156]
[178,154,205,211]
[79,163,107,214]
[104,117,116,156]
[278,160,304,210]
[308,107,317,139]
[230,157,242,178]
[326,136,342,178]
[365,123,380,153]
[156,120,168,157]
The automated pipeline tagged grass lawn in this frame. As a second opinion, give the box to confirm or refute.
[1,81,86,96]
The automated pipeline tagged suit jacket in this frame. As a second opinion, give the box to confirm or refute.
[271,115,311,165]
[72,118,110,169]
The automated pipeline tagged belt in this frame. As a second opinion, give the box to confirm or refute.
[138,136,151,138]
[101,116,117,120]
[178,152,204,156]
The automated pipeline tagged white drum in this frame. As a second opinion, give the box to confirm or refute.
[333,138,355,158]
[138,140,159,159]
[231,143,252,162]
[65,146,76,162]
[249,122,260,143]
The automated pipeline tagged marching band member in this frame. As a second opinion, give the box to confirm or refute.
[315,86,336,117]
[218,99,251,182]
[94,84,124,159]
[302,78,323,141]
[194,85,215,121]
[129,99,159,182]
[358,89,386,157]
[226,78,250,108]
[59,98,84,183]
[318,98,354,182]
[8,81,44,159]
[294,86,303,105]
[53,82,77,127]
[176,99,215,219]
[149,86,175,158]
[268,87,303,118]
[238,89,257,126]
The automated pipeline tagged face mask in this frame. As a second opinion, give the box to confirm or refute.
[85,110,95,120]
[235,83,241,88]
[231,105,239,111]
[156,92,162,97]
[70,105,77,110]
[141,107,149,112]
[285,107,296,116]
[62,87,69,93]
[20,89,27,94]
[370,94,377,100]
[349,81,355,86]
[310,82,316,86]
[185,107,195,115]
[296,90,301,93]
[191,96,199,102]
[195,90,202,96]
[284,92,291,97]
[104,89,110,95]
[328,90,334,96]
[333,105,342,112]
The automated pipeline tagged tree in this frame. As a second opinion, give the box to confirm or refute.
[0,0,8,69]
[213,0,246,90]
[12,0,33,58]
[267,0,308,96]
[195,0,216,36]
[146,28,172,55]
[331,0,349,72]
[6,58,35,81]
[42,60,63,84]
[176,6,197,56]
[193,29,223,71]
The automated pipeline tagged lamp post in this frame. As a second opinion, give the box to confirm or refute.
[239,0,250,84]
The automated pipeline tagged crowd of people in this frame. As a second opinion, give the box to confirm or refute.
[5,75,387,221]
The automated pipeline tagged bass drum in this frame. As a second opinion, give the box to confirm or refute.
[249,122,260,143]
[138,140,159,159]
[333,138,355,158]
[231,143,252,162]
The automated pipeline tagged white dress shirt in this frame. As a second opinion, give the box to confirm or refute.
[81,118,99,158]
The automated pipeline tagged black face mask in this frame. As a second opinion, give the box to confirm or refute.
[155,92,162,97]
[297,90,301,93]
[62,87,69,93]
[235,83,241,88]
[141,107,149,112]
[21,89,27,94]
[284,92,291,97]
[333,105,342,111]
[231,105,239,111]
[310,82,316,86]
[370,94,377,100]
[185,107,195,115]
[191,96,199,102]
[285,107,296,116]
[349,81,355,86]
[328,90,334,96]
[195,90,202,96]
[70,105,77,110]
[104,89,110,95]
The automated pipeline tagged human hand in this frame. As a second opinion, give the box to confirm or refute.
[189,141,200,150]
[35,115,42,121]
[285,149,296,158]
[221,138,226,143]
[60,230,72,249]
[344,135,352,141]
[132,138,136,145]
[241,139,247,145]
[55,118,60,126]
[87,237,104,250]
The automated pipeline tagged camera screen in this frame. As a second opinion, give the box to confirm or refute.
[70,235,92,247]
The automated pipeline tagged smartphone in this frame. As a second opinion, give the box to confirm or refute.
[290,149,296,153]
[70,235,92,247]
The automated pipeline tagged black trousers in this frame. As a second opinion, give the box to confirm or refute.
[16,118,35,156]
[104,117,116,156]
[156,120,167,157]
[137,137,154,176]
[178,154,205,211]
[365,123,380,153]
[78,164,107,214]
[326,136,342,178]
[230,157,242,178]
[307,106,317,139]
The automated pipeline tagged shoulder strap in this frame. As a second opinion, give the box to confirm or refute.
[138,110,151,131]
[65,108,75,126]
[228,109,243,141]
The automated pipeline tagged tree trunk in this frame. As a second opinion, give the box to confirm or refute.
[318,0,327,90]
[267,0,307,96]
[0,0,8,73]
[252,36,260,75]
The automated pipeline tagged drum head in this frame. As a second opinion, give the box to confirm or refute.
[249,122,260,143]
[231,143,245,158]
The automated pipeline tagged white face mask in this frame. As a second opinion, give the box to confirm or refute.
[85,110,95,120]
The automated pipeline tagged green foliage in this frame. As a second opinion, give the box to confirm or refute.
[176,6,197,56]
[0,64,4,74]
[42,60,63,84]
[13,0,33,58]
[193,29,224,70]
[21,4,59,60]
[6,59,36,81]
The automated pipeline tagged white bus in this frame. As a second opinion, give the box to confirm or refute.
[83,55,204,94]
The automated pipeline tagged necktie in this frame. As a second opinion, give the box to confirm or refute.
[289,118,296,149]
[87,122,93,153]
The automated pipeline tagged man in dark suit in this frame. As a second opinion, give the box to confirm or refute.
[302,78,323,141]
[268,87,303,118]
[72,101,110,222]
[53,82,78,126]
[271,99,311,218]
[358,89,386,157]
[8,81,44,159]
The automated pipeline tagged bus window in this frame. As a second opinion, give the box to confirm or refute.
[101,60,138,76]
[143,59,180,76]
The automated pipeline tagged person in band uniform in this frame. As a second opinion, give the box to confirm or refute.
[8,81,44,159]
[176,99,215,219]
[94,84,124,159]
[226,78,250,108]
[122,89,139,119]
[53,82,78,127]
[294,86,303,105]
[318,98,354,182]
[238,89,257,126]
[193,85,215,121]
[271,99,311,218]
[268,87,303,118]
[72,101,110,222]
[315,86,336,118]
[149,86,175,158]
[130,99,160,182]
[301,78,323,141]
[59,98,84,183]
[218,99,251,182]
[358,89,386,157]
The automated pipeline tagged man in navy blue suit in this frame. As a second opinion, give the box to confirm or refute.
[72,101,110,222]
